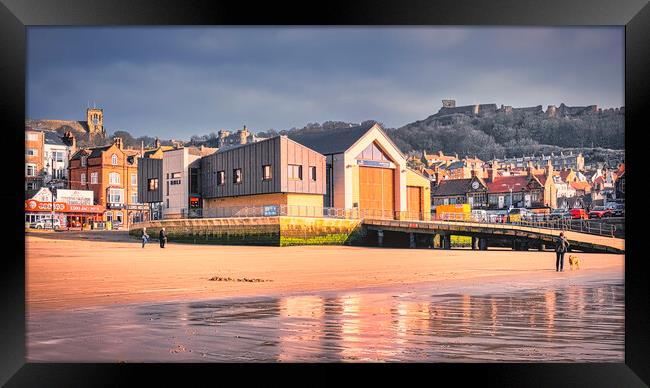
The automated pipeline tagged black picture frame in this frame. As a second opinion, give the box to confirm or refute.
[2,0,648,385]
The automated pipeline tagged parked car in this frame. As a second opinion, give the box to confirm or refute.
[570,208,589,220]
[30,218,61,229]
[589,206,613,219]
[549,208,571,220]
[610,203,625,217]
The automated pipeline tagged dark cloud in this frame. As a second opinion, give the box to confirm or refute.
[27,27,624,138]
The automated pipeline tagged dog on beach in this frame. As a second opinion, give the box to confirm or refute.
[568,255,581,270]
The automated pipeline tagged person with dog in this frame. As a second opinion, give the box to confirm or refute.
[159,227,168,248]
[141,227,149,248]
[555,232,570,272]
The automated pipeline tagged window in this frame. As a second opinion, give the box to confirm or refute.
[288,164,302,180]
[26,133,38,141]
[54,151,64,162]
[54,169,64,179]
[81,156,87,167]
[263,165,272,180]
[166,198,170,209]
[108,188,123,203]
[148,178,158,191]
[106,212,112,222]
[233,168,242,184]
[109,172,120,185]
[356,142,390,162]
[80,173,86,185]
[26,148,38,156]
[309,166,317,181]
[190,168,199,194]
[217,171,225,185]
[131,191,138,204]
[26,164,36,177]
[131,174,137,186]
[111,154,118,165]
[26,182,36,190]
[90,172,98,184]
[169,172,182,186]
[116,212,123,223]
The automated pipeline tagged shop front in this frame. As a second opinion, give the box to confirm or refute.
[25,199,104,229]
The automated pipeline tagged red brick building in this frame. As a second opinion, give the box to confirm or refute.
[25,128,45,190]
[68,137,146,226]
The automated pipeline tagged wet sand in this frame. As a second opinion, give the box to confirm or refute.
[26,231,624,311]
[27,279,624,362]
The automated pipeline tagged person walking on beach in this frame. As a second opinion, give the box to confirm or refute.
[159,227,167,248]
[141,227,149,248]
[555,232,570,272]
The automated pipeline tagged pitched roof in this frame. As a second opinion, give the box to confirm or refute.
[486,175,532,193]
[70,145,111,160]
[287,121,377,155]
[534,174,548,185]
[570,181,591,192]
[431,178,473,196]
[43,130,66,146]
[559,169,572,181]
[447,160,465,170]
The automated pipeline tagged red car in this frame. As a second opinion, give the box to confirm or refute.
[588,206,613,219]
[570,208,589,220]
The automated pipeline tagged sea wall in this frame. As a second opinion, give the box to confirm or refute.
[129,217,364,247]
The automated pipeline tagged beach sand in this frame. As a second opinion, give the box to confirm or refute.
[26,231,624,311]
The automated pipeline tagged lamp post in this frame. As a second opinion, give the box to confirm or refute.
[46,158,56,229]
[502,183,521,209]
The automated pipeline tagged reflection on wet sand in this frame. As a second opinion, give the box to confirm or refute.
[28,281,624,362]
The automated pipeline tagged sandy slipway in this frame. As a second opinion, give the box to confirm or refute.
[26,231,623,312]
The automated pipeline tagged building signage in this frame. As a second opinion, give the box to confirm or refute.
[356,160,393,168]
[263,205,278,216]
[107,203,125,209]
[56,189,94,205]
[170,179,182,185]
[29,187,52,202]
[25,200,104,213]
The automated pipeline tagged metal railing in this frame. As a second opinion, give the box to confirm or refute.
[180,206,431,221]
[514,218,617,237]
[161,205,617,238]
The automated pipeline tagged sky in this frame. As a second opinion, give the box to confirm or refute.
[27,27,624,139]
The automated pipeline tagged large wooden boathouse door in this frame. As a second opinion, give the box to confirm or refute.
[406,186,422,220]
[359,166,394,219]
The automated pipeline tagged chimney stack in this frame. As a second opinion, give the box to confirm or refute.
[63,131,76,152]
[488,161,499,182]
[113,137,123,150]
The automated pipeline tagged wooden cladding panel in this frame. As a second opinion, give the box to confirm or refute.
[201,137,325,199]
[137,158,162,203]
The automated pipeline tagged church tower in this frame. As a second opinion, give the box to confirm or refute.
[86,107,105,137]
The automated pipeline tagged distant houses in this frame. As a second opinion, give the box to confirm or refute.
[422,148,626,212]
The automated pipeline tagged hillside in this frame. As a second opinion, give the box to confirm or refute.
[388,102,624,161]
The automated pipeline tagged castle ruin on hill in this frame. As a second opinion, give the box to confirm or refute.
[436,99,623,118]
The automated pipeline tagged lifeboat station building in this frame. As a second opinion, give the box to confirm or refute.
[200,136,327,216]
[289,122,430,220]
